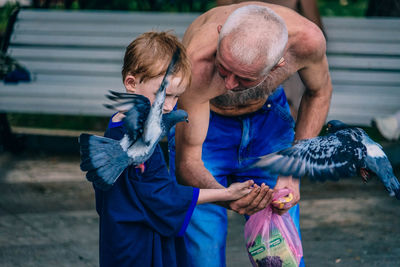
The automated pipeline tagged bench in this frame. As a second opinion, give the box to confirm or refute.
[324,17,400,125]
[1,9,399,129]
[0,9,198,117]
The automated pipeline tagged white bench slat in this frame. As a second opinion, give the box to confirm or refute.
[0,83,122,116]
[13,21,189,36]
[331,94,400,109]
[328,105,398,120]
[326,28,400,42]
[323,17,400,29]
[327,55,400,71]
[0,83,120,97]
[332,84,399,95]
[0,97,113,116]
[327,41,400,56]
[11,34,133,47]
[18,60,121,75]
[8,47,124,61]
[330,70,400,85]
[32,74,123,86]
[18,10,200,24]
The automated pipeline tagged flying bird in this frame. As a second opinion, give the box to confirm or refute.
[79,50,188,190]
[251,120,400,199]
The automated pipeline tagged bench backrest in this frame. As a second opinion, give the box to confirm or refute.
[324,17,400,125]
[1,9,199,116]
[1,9,400,125]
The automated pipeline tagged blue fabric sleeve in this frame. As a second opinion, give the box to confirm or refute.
[178,187,199,236]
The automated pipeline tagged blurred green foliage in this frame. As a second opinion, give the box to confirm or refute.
[73,0,369,15]
[318,0,369,17]
[0,2,19,37]
[76,0,216,12]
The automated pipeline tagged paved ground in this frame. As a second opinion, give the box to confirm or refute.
[0,135,399,267]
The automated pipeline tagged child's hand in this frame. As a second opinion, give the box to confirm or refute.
[226,180,255,200]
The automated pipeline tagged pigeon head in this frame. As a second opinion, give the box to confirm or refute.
[326,120,350,133]
[161,109,189,136]
[168,109,188,124]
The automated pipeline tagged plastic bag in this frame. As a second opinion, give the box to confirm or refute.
[244,189,303,267]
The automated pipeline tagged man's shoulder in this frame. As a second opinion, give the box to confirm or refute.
[182,22,219,100]
[288,21,326,68]
[184,23,218,61]
[288,20,326,63]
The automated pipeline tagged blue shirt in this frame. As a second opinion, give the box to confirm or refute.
[95,119,199,267]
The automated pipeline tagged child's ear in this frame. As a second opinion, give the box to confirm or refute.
[124,74,138,93]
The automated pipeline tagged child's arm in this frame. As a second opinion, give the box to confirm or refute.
[197,180,255,204]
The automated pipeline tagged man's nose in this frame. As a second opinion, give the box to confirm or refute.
[224,73,239,90]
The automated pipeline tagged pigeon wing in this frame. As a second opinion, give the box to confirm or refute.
[252,133,360,181]
[104,90,150,142]
[141,49,180,145]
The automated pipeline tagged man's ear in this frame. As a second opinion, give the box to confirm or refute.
[217,25,222,33]
[270,57,285,72]
[124,74,137,93]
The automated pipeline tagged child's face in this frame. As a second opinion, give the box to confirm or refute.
[124,75,186,113]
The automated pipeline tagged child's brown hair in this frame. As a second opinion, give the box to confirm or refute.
[122,31,191,88]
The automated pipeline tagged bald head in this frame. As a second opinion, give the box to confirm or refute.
[218,5,288,75]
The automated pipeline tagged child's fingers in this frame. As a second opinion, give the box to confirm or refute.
[230,180,254,190]
[242,179,254,188]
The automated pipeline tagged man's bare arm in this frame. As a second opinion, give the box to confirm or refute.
[272,23,332,214]
[295,24,332,140]
[175,98,224,189]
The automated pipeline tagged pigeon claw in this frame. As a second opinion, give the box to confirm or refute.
[135,163,145,173]
[360,168,370,183]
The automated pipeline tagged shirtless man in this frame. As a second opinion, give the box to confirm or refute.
[168,3,332,266]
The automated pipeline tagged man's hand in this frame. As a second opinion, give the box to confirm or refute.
[229,183,274,215]
[272,176,300,215]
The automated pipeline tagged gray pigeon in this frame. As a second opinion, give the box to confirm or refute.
[79,50,188,190]
[251,120,400,199]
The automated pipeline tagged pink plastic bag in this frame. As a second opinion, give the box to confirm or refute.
[244,189,303,267]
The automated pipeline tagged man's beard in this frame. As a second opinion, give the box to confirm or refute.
[211,78,273,107]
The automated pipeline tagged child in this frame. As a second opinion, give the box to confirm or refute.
[94,31,255,267]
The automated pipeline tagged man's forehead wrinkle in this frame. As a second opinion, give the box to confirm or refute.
[224,35,268,76]
[217,41,263,80]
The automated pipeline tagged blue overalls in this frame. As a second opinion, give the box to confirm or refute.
[168,86,305,267]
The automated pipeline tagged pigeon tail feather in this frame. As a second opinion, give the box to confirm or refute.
[79,134,130,190]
